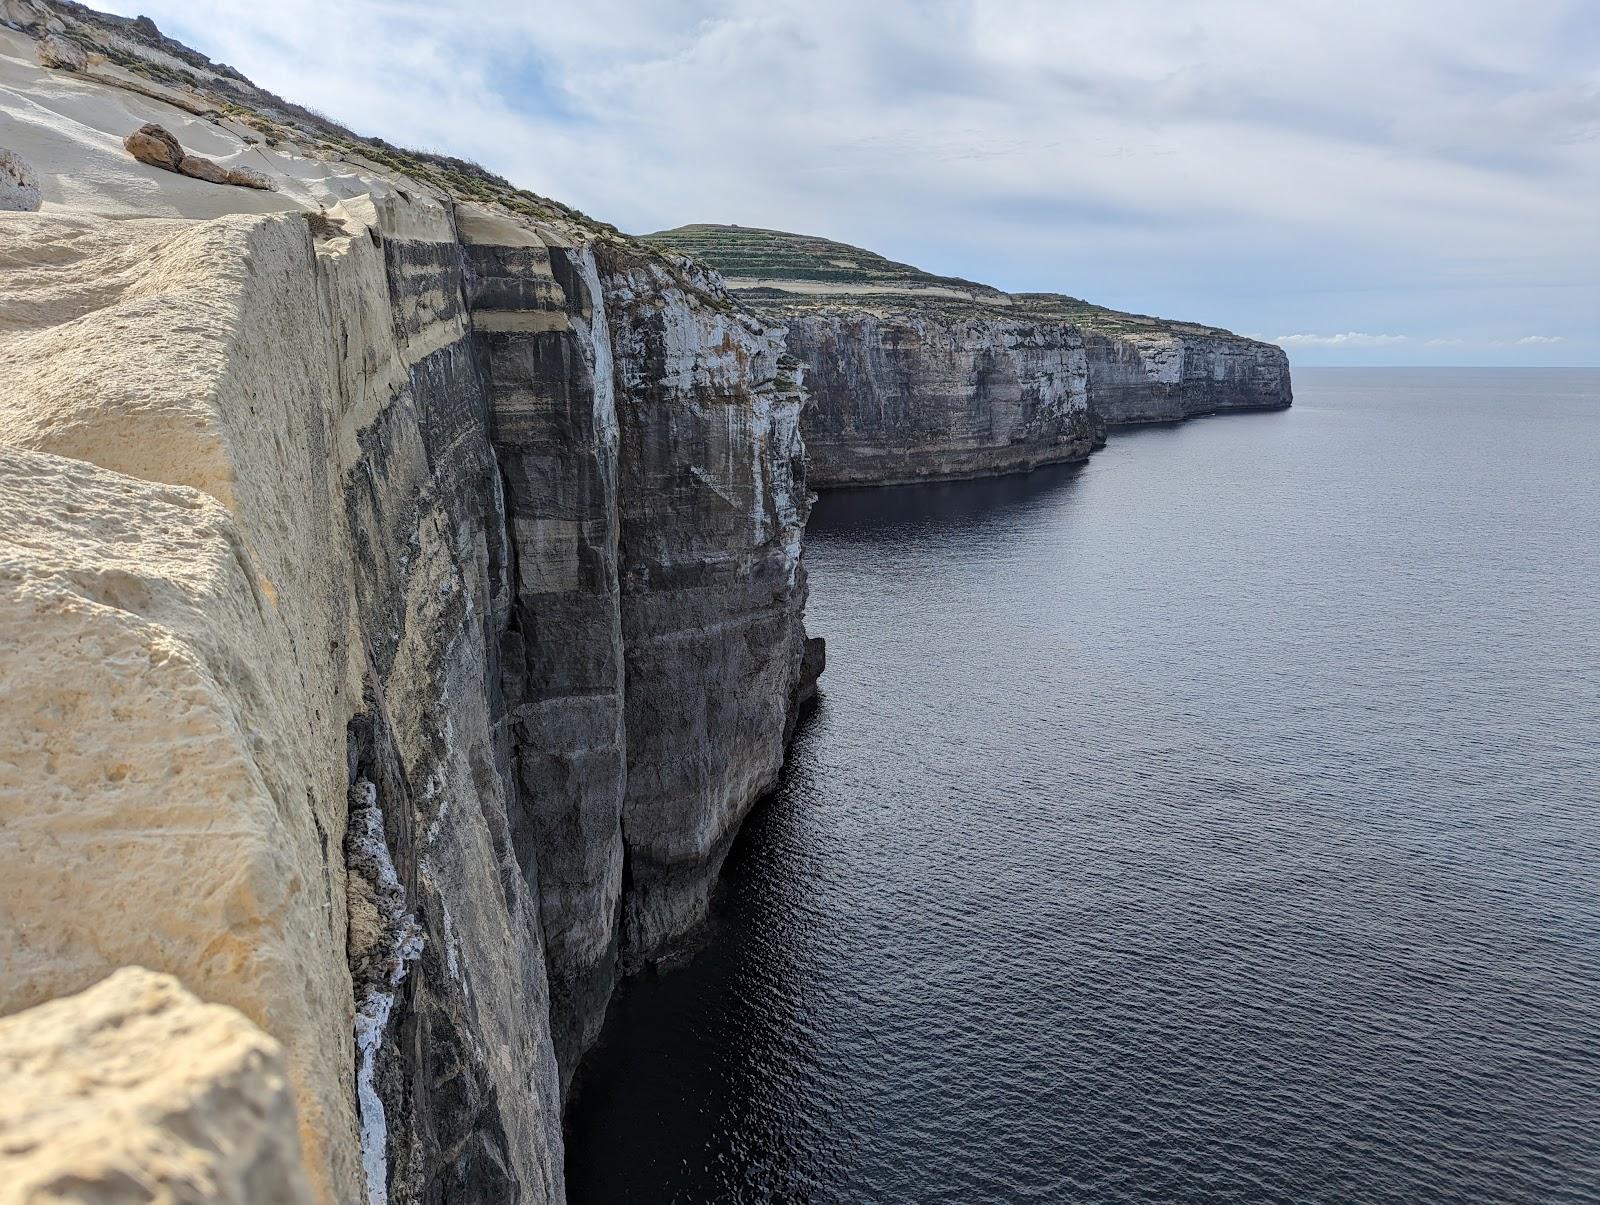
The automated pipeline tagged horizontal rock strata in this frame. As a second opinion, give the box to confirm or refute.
[0,11,816,1199]
[643,225,1292,486]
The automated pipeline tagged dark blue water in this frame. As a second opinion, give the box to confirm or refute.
[566,368,1600,1203]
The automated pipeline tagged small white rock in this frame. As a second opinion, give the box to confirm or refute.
[0,149,41,212]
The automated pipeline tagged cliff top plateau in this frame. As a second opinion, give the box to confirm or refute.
[642,222,1251,340]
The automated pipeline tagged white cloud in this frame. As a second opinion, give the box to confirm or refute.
[1426,338,1467,346]
[1274,333,1410,348]
[1515,334,1566,344]
[96,0,1600,363]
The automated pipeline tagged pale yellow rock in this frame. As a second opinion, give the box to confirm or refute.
[0,211,369,1204]
[0,441,352,1202]
[0,191,491,1203]
[0,967,314,1204]
[0,29,571,1202]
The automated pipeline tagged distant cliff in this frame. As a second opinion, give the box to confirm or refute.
[642,225,1292,487]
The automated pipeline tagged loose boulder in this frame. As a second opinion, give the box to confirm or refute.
[123,123,276,190]
[36,32,87,71]
[226,165,276,191]
[123,122,182,171]
[0,149,41,211]
[178,153,229,185]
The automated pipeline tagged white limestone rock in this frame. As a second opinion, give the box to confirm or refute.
[0,148,39,210]
[0,967,314,1204]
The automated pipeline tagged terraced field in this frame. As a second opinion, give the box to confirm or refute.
[642,224,1235,338]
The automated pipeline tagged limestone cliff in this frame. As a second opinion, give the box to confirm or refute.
[0,8,813,1201]
[642,225,1292,486]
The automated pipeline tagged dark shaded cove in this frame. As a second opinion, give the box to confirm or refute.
[566,369,1600,1204]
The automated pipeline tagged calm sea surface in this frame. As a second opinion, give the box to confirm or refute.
[566,368,1600,1203]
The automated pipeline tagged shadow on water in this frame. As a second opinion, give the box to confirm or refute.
[809,457,1088,537]
[564,705,837,1203]
[565,375,1600,1203]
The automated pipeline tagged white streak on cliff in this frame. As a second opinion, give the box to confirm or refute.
[349,779,424,1205]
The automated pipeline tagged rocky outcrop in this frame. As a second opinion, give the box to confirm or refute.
[1079,328,1292,424]
[35,30,83,70]
[0,10,815,1199]
[0,968,314,1204]
[643,225,1291,486]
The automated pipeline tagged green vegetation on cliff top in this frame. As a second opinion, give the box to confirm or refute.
[641,224,1237,338]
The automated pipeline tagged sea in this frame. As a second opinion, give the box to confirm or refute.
[566,368,1600,1203]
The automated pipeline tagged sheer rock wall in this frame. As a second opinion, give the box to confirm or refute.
[0,197,812,1202]
[780,308,1101,487]
[1080,329,1293,425]
[641,225,1292,487]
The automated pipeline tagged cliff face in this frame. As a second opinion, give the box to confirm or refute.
[642,226,1291,486]
[0,201,567,1204]
[0,10,814,1201]
[780,309,1099,486]
[599,249,811,960]
[1079,329,1293,424]
[460,215,811,1093]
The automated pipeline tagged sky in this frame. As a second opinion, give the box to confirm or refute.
[102,1,1600,365]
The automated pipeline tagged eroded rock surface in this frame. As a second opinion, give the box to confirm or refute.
[0,148,39,209]
[0,968,314,1205]
[35,30,83,70]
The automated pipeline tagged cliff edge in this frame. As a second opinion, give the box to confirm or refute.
[0,6,814,1201]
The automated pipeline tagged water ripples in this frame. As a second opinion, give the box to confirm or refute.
[567,370,1600,1203]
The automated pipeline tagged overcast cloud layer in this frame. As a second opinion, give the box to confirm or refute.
[104,0,1600,365]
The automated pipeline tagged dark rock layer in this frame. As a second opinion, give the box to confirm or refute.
[454,217,814,1104]
[599,246,811,963]
[783,309,1102,487]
